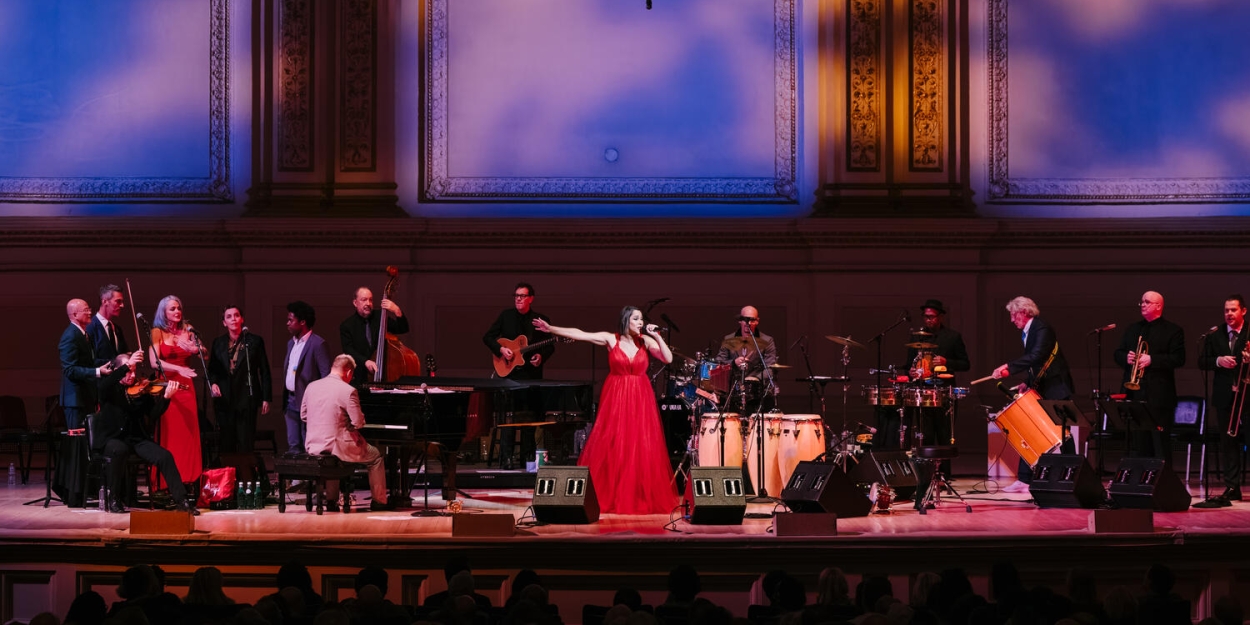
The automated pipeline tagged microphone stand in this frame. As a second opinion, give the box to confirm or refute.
[869,314,911,390]
[1090,326,1108,475]
[1198,332,1214,501]
[744,327,776,501]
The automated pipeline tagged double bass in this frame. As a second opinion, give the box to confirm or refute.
[373,266,422,381]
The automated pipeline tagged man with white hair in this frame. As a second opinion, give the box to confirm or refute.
[992,296,1076,493]
[301,354,392,511]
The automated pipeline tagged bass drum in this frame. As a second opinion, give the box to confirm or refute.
[657,395,696,458]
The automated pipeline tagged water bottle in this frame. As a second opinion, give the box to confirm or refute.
[7,462,15,487]
[236,481,245,509]
[256,479,267,509]
[98,485,107,511]
[244,482,255,510]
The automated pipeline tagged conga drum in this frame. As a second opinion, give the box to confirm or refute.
[696,413,743,467]
[778,415,825,488]
[745,413,784,497]
[993,389,1063,468]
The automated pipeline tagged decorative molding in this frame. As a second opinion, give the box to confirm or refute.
[2,570,54,623]
[0,0,232,203]
[909,0,943,171]
[278,0,315,172]
[985,0,1250,203]
[422,0,798,202]
[847,0,882,172]
[340,0,377,172]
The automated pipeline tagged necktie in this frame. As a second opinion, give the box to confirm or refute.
[1021,330,1027,346]
[106,322,117,349]
[1232,330,1239,354]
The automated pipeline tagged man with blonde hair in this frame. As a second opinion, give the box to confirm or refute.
[992,296,1075,493]
[301,354,392,511]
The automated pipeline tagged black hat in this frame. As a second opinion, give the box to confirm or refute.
[920,299,946,314]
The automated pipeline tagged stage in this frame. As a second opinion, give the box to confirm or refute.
[2,464,1250,622]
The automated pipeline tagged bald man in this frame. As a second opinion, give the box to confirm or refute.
[1114,291,1185,467]
[59,299,114,430]
[715,306,778,409]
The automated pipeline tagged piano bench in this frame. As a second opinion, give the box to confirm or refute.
[488,421,557,468]
[274,452,359,515]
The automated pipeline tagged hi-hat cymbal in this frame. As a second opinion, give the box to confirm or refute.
[911,329,935,337]
[825,335,866,350]
[767,363,793,369]
[905,341,939,349]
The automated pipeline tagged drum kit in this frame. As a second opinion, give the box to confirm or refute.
[852,329,969,452]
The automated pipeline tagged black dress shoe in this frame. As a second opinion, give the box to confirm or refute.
[1225,487,1242,501]
[1192,496,1231,509]
[370,499,396,512]
[174,500,202,516]
[108,500,129,514]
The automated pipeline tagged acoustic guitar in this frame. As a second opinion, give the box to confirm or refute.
[493,335,571,377]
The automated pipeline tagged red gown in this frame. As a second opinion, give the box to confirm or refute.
[153,340,202,487]
[578,335,678,515]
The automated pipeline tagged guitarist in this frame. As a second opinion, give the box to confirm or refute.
[340,286,410,387]
[482,283,555,469]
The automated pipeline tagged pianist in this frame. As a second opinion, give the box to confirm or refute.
[301,354,393,511]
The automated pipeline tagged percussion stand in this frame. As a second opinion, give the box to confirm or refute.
[868,312,912,393]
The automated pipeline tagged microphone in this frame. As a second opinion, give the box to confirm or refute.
[1087,323,1116,335]
[241,326,251,334]
[856,421,877,434]
[902,309,911,322]
[1198,325,1220,339]
[660,313,680,333]
[789,335,807,350]
[646,297,670,305]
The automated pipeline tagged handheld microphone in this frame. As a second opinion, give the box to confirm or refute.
[857,421,877,434]
[660,313,680,333]
[789,335,807,350]
[1087,323,1116,335]
[1198,325,1220,339]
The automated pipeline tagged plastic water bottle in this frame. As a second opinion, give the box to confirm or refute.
[98,486,107,511]
[7,462,15,487]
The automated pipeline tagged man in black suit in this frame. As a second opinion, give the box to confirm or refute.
[208,306,272,453]
[992,296,1076,492]
[340,286,410,387]
[60,299,114,430]
[1194,295,1246,507]
[86,284,130,366]
[93,354,198,515]
[1114,291,1185,468]
[482,282,554,468]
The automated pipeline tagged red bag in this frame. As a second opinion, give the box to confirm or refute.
[197,467,237,508]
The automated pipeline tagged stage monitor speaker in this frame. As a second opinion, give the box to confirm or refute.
[851,450,918,497]
[687,466,746,525]
[781,461,872,518]
[532,466,600,524]
[1028,454,1105,509]
[1108,457,1190,512]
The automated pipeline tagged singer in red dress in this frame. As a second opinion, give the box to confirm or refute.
[533,307,678,515]
[149,295,205,491]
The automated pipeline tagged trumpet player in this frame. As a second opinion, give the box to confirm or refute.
[1194,295,1248,508]
[1114,291,1185,468]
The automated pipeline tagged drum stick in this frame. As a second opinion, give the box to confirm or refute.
[969,375,996,386]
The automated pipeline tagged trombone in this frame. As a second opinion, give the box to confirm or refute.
[1124,336,1148,391]
[1230,345,1250,437]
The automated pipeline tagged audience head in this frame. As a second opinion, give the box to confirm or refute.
[354,566,389,595]
[989,561,1023,601]
[774,575,806,612]
[512,569,542,598]
[448,570,476,598]
[815,567,850,606]
[64,590,107,625]
[277,561,314,592]
[1213,595,1244,625]
[116,565,158,601]
[28,613,59,625]
[910,572,941,609]
[857,575,893,614]
[613,588,643,611]
[443,554,472,582]
[1144,563,1175,596]
[761,570,788,605]
[312,605,350,625]
[185,566,233,606]
[667,565,701,603]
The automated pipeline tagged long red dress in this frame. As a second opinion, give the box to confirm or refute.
[153,339,202,488]
[578,335,678,515]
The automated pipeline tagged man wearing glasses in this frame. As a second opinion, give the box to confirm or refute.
[715,306,778,411]
[483,283,555,468]
[1114,291,1185,468]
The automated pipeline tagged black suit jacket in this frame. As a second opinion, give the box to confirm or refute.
[86,316,130,366]
[1115,318,1185,422]
[1006,317,1074,400]
[482,308,554,380]
[60,324,98,409]
[208,333,273,410]
[90,364,169,449]
[340,309,410,386]
[1198,324,1247,412]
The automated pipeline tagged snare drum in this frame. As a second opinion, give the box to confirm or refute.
[903,386,946,408]
[696,413,743,467]
[863,385,899,406]
[778,415,825,488]
[950,387,970,401]
[745,413,784,498]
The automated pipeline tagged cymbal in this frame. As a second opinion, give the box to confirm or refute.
[767,363,793,369]
[669,348,696,363]
[910,330,935,338]
[905,341,938,349]
[825,335,866,350]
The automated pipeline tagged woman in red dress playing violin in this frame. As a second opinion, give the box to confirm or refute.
[149,295,206,495]
[533,307,679,515]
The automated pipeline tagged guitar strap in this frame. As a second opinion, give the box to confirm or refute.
[1028,340,1060,391]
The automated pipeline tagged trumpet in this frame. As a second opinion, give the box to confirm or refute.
[1124,336,1148,391]
[1230,346,1250,437]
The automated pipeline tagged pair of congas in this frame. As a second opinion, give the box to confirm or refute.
[695,412,825,496]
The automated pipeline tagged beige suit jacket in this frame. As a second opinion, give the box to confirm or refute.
[300,375,375,462]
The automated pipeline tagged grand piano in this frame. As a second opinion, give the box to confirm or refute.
[358,376,593,505]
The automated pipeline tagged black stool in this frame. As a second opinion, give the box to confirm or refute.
[915,445,972,514]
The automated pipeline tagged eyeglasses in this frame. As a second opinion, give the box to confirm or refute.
[738,317,758,322]
[923,313,940,319]
[1139,301,1157,306]
[514,294,532,299]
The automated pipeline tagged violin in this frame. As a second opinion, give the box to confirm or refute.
[126,377,189,400]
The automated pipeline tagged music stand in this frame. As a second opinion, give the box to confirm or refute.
[1038,399,1087,454]
[1111,400,1157,458]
